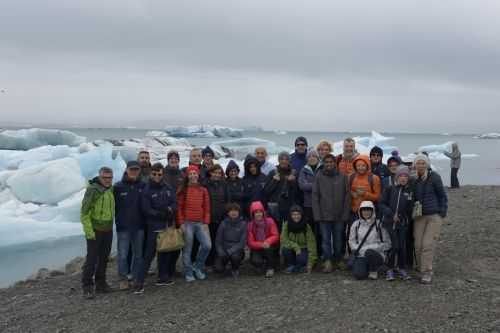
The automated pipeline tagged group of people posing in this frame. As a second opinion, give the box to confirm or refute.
[80,136,450,299]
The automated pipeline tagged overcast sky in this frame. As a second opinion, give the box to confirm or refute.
[1,0,500,133]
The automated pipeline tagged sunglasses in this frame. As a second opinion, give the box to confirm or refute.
[296,143,306,146]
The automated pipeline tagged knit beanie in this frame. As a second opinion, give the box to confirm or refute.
[396,165,410,178]
[202,146,215,158]
[414,153,430,166]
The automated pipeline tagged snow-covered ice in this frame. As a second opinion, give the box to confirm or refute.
[0,128,86,150]
[474,132,500,139]
[165,125,243,138]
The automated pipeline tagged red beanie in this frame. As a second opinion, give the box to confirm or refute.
[186,165,200,175]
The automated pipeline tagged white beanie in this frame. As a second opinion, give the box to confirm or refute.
[414,153,430,166]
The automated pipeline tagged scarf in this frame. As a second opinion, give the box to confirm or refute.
[254,219,267,241]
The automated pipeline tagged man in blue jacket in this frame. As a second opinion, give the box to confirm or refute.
[290,136,308,173]
[114,161,146,291]
[135,163,177,294]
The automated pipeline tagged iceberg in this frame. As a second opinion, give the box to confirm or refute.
[417,142,453,154]
[6,157,86,205]
[0,128,86,150]
[0,145,74,171]
[474,133,500,139]
[165,125,243,138]
[77,143,126,181]
[210,137,288,160]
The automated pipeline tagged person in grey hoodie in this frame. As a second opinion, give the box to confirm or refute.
[444,142,461,189]
[298,149,321,257]
[214,203,247,278]
[312,154,352,273]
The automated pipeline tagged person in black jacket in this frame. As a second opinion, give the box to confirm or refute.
[225,160,245,209]
[379,166,414,281]
[114,161,146,291]
[135,163,177,294]
[214,203,247,278]
[205,164,230,268]
[370,146,390,183]
[242,155,267,218]
[413,154,448,284]
[263,151,299,231]
[164,150,184,191]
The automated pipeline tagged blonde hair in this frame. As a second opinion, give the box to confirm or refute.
[316,140,332,152]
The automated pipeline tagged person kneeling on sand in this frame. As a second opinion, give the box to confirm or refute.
[280,205,317,274]
[214,203,247,278]
[348,201,391,280]
[247,201,280,278]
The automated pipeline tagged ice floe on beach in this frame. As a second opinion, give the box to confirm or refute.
[474,132,500,139]
[0,128,86,150]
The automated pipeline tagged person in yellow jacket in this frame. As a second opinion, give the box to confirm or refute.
[80,167,115,299]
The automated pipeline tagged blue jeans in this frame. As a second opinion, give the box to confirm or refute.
[182,222,212,275]
[282,248,308,268]
[117,230,144,280]
[320,222,345,262]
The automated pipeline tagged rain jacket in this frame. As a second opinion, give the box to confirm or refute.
[350,155,382,213]
[80,177,115,240]
[247,201,279,250]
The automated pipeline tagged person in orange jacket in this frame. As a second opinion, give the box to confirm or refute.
[350,155,382,218]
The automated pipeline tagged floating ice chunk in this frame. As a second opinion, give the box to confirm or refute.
[145,130,168,138]
[0,128,86,150]
[474,133,500,139]
[6,157,86,205]
[418,142,453,154]
[210,137,287,160]
[77,143,126,181]
[274,130,287,135]
[165,125,243,138]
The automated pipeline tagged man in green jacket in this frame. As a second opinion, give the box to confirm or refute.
[81,167,115,299]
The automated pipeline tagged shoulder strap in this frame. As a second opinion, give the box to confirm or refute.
[375,220,384,243]
[355,222,377,254]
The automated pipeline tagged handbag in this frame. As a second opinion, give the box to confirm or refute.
[157,226,184,253]
[412,201,423,219]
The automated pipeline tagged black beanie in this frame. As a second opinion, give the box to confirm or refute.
[202,146,215,157]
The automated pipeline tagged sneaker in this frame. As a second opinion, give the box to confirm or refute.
[285,265,296,274]
[322,260,333,273]
[399,269,411,281]
[386,269,396,281]
[185,273,196,283]
[119,280,130,291]
[420,272,433,284]
[265,269,275,278]
[156,279,174,286]
[231,270,240,279]
[133,285,144,295]
[127,274,133,281]
[95,283,114,294]
[193,267,207,280]
[368,271,378,280]
[295,266,307,274]
[82,287,95,300]
[336,261,348,271]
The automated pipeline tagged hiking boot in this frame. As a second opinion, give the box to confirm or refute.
[386,269,396,281]
[193,267,207,280]
[133,285,144,295]
[336,261,348,271]
[231,270,240,279]
[265,269,275,278]
[185,273,196,283]
[399,269,411,281]
[368,271,378,280]
[119,280,130,291]
[322,260,333,273]
[82,287,95,300]
[95,283,113,294]
[420,272,432,284]
[156,279,174,286]
[295,266,307,274]
[285,265,296,274]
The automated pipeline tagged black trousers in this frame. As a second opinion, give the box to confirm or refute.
[451,168,460,188]
[205,222,220,267]
[384,220,409,270]
[250,247,279,271]
[352,249,384,280]
[215,250,244,273]
[82,230,113,289]
[303,207,322,258]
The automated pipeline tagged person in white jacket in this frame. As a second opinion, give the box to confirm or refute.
[349,201,391,280]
